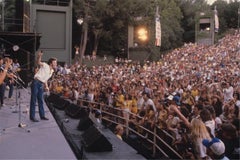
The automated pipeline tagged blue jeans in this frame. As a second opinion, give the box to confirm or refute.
[30,79,45,119]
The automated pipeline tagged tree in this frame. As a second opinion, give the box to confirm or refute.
[222,0,239,29]
[90,0,109,57]
[175,0,210,43]
[158,0,183,50]
[0,0,16,31]
[74,0,99,64]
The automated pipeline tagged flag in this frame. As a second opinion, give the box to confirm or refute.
[155,6,161,47]
[214,6,219,33]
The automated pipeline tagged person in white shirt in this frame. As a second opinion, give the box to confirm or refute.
[142,92,156,112]
[202,137,229,160]
[222,82,234,103]
[200,108,216,137]
[29,51,57,122]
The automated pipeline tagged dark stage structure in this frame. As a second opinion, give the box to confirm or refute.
[0,0,72,85]
[0,32,41,86]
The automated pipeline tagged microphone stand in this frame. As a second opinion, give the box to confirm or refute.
[3,74,30,132]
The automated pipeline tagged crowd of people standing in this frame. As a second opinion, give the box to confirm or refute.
[49,30,240,159]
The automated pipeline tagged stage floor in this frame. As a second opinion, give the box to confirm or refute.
[0,87,76,159]
[0,87,146,159]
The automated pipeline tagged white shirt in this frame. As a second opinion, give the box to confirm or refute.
[195,138,208,159]
[34,62,53,83]
[137,97,144,110]
[12,62,20,72]
[205,120,216,137]
[143,99,156,112]
[223,86,234,102]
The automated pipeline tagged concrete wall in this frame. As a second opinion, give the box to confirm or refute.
[30,4,72,64]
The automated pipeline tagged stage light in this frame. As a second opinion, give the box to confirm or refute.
[77,18,83,25]
[13,45,19,52]
[137,27,148,42]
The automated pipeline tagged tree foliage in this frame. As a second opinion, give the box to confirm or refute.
[0,0,17,31]
[72,0,240,60]
[159,0,183,50]
[175,0,210,43]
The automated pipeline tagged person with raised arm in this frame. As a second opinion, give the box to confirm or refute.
[29,51,57,122]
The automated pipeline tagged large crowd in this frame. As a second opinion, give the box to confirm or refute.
[48,30,240,159]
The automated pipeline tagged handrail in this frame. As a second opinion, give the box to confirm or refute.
[49,94,183,159]
[77,98,183,159]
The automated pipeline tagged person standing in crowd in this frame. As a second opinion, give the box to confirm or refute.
[222,81,234,103]
[170,104,211,159]
[30,51,57,122]
[73,45,80,64]
[202,137,229,160]
[114,124,124,140]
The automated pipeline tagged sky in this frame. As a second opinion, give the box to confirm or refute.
[207,0,229,4]
[207,0,216,4]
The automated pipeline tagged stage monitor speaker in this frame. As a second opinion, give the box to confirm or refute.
[46,93,59,103]
[81,126,112,152]
[77,116,93,131]
[46,93,70,110]
[65,103,88,119]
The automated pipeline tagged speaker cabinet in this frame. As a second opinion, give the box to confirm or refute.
[47,94,70,110]
[65,104,88,119]
[77,116,93,131]
[81,126,112,152]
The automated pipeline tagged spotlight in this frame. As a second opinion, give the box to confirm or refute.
[77,18,83,25]
[13,45,19,52]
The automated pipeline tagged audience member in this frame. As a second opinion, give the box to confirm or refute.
[202,137,229,160]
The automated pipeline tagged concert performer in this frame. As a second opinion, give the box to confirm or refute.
[29,51,57,122]
[5,58,20,99]
[0,57,12,108]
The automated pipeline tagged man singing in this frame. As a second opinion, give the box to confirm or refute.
[30,51,57,122]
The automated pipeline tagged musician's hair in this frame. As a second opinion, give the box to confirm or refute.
[48,57,57,65]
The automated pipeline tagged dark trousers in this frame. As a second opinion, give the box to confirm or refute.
[0,83,6,105]
[6,81,14,98]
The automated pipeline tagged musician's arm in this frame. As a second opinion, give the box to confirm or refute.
[0,58,11,84]
[0,69,8,84]
[36,51,44,67]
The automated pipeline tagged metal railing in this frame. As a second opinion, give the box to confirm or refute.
[77,98,183,159]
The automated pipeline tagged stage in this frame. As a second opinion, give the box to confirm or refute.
[0,87,76,159]
[0,87,146,159]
